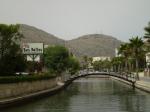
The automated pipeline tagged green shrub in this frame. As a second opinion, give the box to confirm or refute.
[0,73,56,84]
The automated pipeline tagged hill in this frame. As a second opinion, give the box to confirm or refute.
[19,24,122,58]
[19,24,65,45]
[66,34,122,58]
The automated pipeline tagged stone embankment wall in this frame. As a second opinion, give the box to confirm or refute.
[0,78,57,100]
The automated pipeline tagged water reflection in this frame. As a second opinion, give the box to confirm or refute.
[3,78,150,112]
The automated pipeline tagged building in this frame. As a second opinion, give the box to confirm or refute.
[146,52,150,66]
[92,56,111,62]
[115,48,121,57]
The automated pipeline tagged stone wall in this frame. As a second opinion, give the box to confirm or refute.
[0,78,57,99]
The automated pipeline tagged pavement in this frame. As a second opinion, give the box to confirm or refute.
[140,76,150,82]
[135,75,150,93]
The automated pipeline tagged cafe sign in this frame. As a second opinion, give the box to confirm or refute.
[22,43,44,54]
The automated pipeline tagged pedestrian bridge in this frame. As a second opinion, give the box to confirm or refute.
[68,71,136,86]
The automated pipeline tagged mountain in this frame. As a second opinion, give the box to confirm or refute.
[19,24,65,45]
[19,24,122,58]
[66,34,122,58]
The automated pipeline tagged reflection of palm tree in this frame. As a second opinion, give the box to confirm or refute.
[129,37,144,80]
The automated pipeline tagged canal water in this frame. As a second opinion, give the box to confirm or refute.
[3,78,150,112]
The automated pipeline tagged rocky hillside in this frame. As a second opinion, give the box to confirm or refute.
[19,24,122,58]
[19,24,65,45]
[66,34,122,58]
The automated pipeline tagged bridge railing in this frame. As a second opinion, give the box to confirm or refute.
[69,70,137,84]
[109,71,136,83]
[79,70,137,82]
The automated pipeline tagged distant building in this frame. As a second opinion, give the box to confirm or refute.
[145,52,150,77]
[115,48,121,57]
[146,52,150,66]
[92,56,111,62]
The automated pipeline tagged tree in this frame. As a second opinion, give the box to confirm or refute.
[129,36,145,80]
[82,55,88,69]
[68,56,80,75]
[144,22,150,52]
[118,43,131,72]
[44,46,70,76]
[93,59,111,72]
[44,45,80,78]
[144,22,150,43]
[111,57,124,72]
[0,24,26,75]
[93,61,101,71]
[102,59,111,72]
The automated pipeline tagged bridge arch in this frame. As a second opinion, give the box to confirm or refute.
[66,71,136,87]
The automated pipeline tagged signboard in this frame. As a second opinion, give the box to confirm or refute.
[22,43,44,54]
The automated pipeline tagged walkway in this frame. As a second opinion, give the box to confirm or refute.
[136,76,150,93]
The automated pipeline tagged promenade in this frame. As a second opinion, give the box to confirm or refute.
[136,74,150,92]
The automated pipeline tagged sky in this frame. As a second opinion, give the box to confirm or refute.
[0,0,150,42]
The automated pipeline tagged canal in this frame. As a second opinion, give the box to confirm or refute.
[3,77,150,112]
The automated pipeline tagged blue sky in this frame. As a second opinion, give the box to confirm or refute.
[0,0,150,42]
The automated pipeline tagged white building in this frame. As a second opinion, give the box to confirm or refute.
[146,52,150,66]
[92,56,111,62]
[115,48,121,57]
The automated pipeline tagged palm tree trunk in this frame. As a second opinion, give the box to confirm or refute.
[125,59,128,72]
[118,64,120,73]
[129,62,132,73]
[136,58,139,80]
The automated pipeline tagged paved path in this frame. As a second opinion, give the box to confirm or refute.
[134,76,150,93]
[140,76,150,82]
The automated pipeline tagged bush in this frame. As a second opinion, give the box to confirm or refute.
[0,73,56,84]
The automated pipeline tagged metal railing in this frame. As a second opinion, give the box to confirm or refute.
[66,70,137,87]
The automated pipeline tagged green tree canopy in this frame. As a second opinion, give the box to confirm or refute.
[44,46,80,76]
[68,56,80,75]
[44,46,70,75]
[144,22,150,41]
[129,36,145,79]
[0,24,26,75]
[144,22,150,52]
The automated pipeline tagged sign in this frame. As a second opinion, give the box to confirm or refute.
[22,43,43,54]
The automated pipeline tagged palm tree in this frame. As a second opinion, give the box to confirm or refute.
[144,22,150,52]
[111,57,124,72]
[144,22,150,76]
[129,36,145,80]
[144,22,150,43]
[118,43,131,72]
[82,55,88,70]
